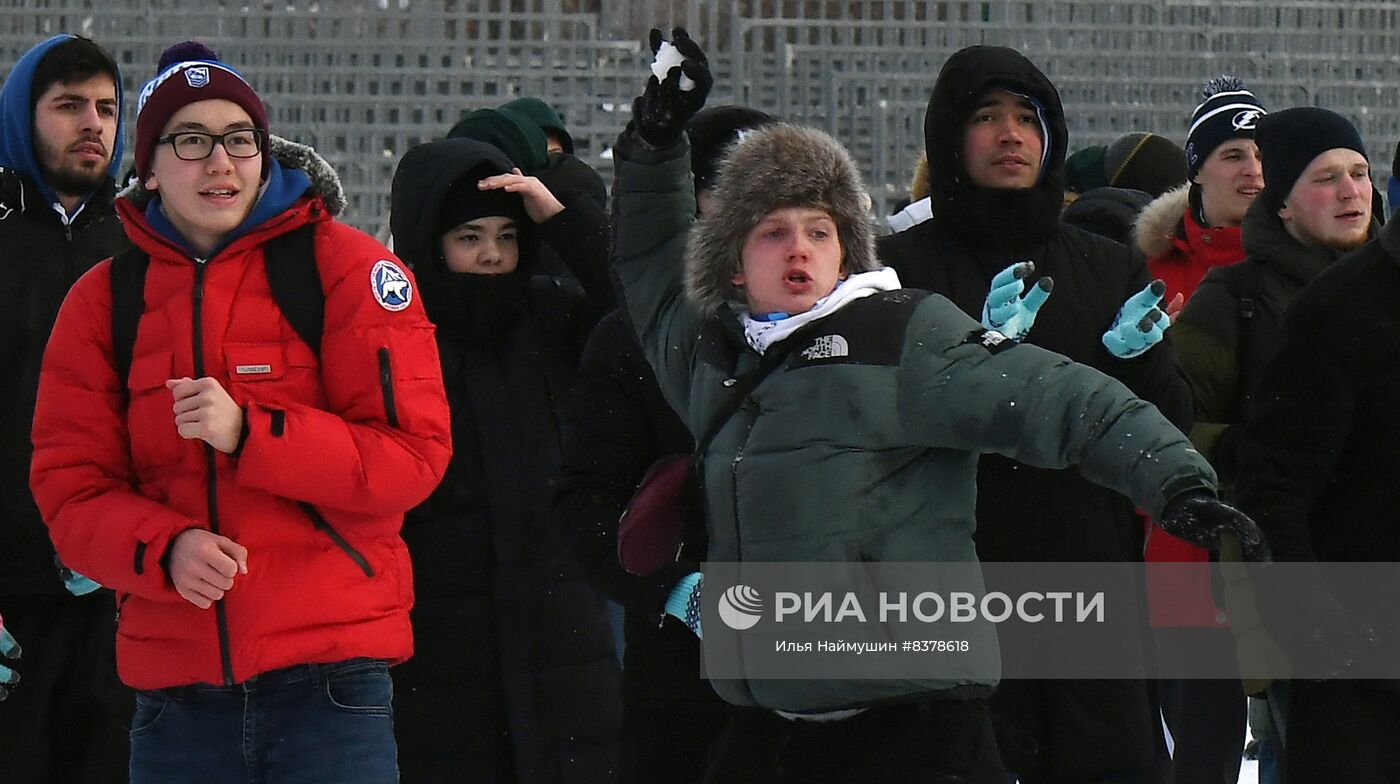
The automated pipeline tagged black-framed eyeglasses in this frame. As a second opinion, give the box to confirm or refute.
[155,129,266,161]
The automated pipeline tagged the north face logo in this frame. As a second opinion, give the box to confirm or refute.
[801,334,850,360]
[981,330,1008,348]
[965,328,1016,355]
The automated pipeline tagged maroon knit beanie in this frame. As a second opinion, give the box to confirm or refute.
[134,41,269,182]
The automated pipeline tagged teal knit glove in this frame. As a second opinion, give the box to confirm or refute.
[665,572,703,639]
[57,557,101,596]
[1103,280,1170,359]
[0,611,20,700]
[982,261,1053,342]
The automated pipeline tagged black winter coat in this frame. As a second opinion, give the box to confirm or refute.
[532,152,608,278]
[1235,220,1400,737]
[390,139,620,783]
[878,45,1193,780]
[0,171,128,595]
[1061,186,1154,249]
[1173,196,1360,486]
[1237,216,1400,566]
[551,310,725,708]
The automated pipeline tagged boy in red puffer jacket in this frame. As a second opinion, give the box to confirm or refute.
[29,41,451,784]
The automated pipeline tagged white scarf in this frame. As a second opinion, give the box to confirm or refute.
[739,267,902,354]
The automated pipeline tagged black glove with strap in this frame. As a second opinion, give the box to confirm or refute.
[1160,489,1271,563]
[631,27,713,149]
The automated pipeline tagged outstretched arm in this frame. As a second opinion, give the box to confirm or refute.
[899,294,1265,559]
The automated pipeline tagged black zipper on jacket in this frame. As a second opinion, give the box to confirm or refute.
[377,347,399,428]
[729,409,759,563]
[300,502,375,577]
[133,542,147,575]
[193,259,236,687]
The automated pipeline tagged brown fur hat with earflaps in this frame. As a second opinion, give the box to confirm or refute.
[684,124,881,314]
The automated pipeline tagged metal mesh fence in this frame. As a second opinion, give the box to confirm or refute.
[4,0,1398,234]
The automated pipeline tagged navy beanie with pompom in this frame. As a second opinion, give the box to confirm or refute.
[1185,76,1266,180]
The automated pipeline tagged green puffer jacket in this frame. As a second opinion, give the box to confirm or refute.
[1173,196,1367,483]
[611,136,1217,713]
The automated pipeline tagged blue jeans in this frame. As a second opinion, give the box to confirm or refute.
[130,658,398,784]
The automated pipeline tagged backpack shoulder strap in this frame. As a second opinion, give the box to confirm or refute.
[1226,261,1261,323]
[263,223,323,357]
[109,246,151,387]
[692,319,820,457]
[1220,261,1264,418]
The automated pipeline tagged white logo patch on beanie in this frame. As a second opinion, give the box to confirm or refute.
[371,260,413,312]
[1232,109,1261,131]
[184,66,210,88]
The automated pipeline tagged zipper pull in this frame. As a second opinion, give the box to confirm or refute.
[53,203,72,240]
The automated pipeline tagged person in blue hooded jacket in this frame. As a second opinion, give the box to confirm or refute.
[0,33,133,784]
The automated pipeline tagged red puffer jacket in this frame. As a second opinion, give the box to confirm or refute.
[30,187,451,690]
[1138,185,1247,306]
[1135,184,1245,628]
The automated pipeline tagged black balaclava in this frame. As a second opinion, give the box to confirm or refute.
[925,46,1068,252]
[433,168,537,345]
[390,138,539,346]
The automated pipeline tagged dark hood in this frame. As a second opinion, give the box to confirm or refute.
[390,138,521,272]
[537,152,606,211]
[0,34,126,215]
[1061,186,1153,247]
[390,137,538,340]
[924,46,1067,249]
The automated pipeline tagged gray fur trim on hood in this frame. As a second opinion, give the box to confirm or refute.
[117,135,346,217]
[1133,182,1190,259]
[684,123,881,314]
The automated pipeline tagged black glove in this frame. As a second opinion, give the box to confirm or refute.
[631,27,713,149]
[1294,587,1379,680]
[1160,490,1271,563]
[1255,566,1379,680]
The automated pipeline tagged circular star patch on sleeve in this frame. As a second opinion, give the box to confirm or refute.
[370,259,413,311]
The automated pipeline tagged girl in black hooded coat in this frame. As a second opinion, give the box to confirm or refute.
[388,137,620,783]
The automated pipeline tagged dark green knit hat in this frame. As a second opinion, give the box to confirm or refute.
[500,97,573,154]
[447,108,548,173]
[1064,145,1108,194]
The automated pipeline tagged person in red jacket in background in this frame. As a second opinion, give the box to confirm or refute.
[28,41,451,784]
[1136,76,1266,302]
[1132,76,1267,784]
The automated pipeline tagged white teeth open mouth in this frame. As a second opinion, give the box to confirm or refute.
[202,190,235,197]
[787,272,809,283]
